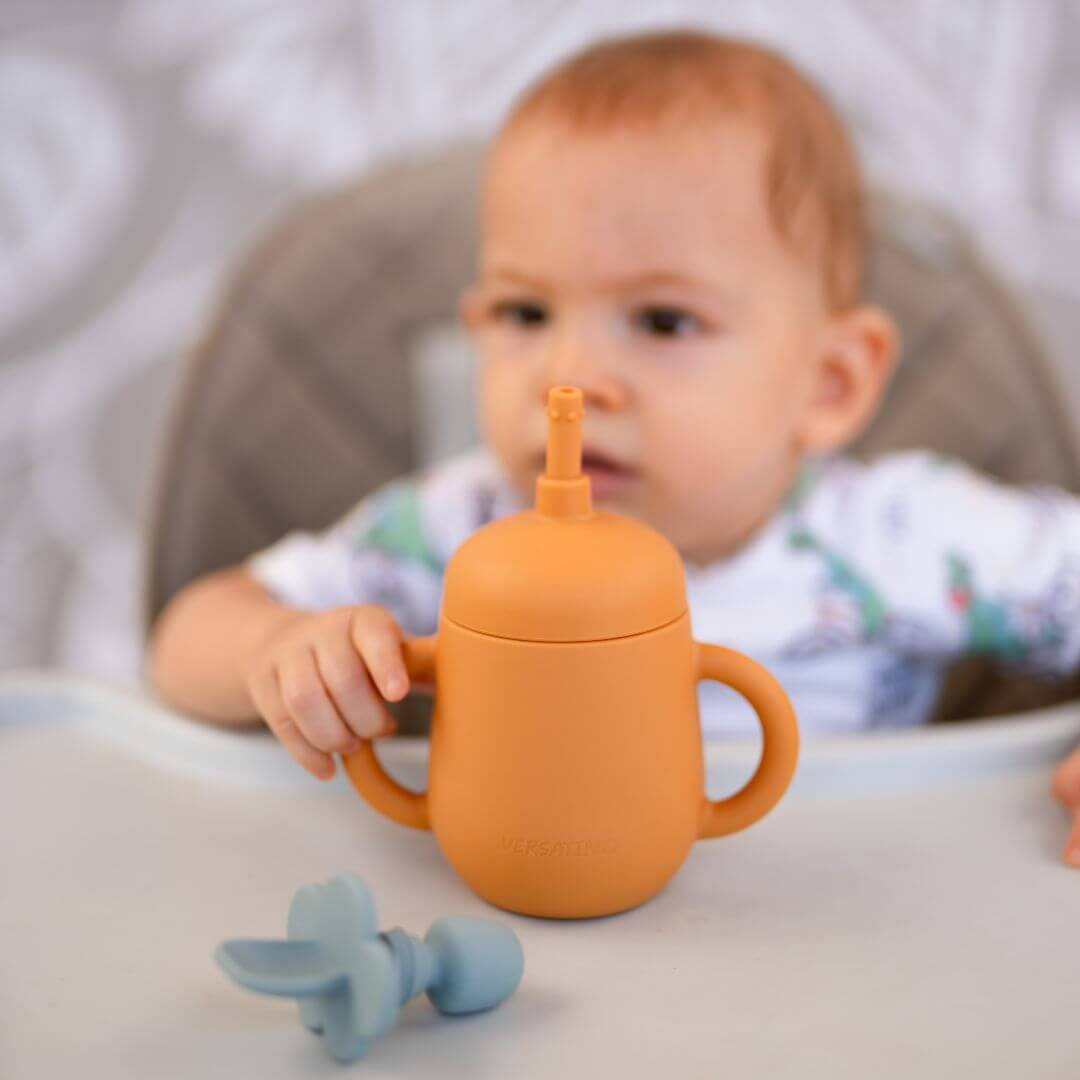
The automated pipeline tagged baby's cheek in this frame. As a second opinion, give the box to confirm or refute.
[479,373,519,445]
[661,441,734,509]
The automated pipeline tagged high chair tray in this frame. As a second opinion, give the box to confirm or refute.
[3,670,1079,1079]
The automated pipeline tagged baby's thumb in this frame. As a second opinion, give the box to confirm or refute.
[1050,748,1080,867]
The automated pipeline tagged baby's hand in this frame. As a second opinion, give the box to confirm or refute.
[245,604,412,780]
[1051,745,1080,867]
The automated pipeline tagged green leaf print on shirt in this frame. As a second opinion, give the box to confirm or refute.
[945,553,1025,659]
[789,526,888,636]
[354,483,444,574]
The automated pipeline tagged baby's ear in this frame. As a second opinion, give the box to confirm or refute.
[797,304,899,454]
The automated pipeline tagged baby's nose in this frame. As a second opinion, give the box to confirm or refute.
[541,343,627,411]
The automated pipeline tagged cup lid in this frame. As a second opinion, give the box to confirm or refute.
[442,387,687,641]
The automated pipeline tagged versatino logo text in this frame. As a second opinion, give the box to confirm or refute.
[501,836,617,857]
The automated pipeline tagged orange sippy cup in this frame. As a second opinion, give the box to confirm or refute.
[344,386,799,918]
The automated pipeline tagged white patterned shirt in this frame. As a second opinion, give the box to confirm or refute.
[247,445,1080,738]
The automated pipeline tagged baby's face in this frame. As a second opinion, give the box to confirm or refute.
[464,117,845,566]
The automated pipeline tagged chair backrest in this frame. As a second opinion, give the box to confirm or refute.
[143,141,1080,724]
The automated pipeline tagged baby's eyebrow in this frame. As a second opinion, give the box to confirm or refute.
[482,266,727,295]
[609,272,742,311]
[481,265,550,290]
[611,271,712,292]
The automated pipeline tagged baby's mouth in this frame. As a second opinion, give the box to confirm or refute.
[533,446,640,496]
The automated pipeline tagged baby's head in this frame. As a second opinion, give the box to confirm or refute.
[462,30,897,566]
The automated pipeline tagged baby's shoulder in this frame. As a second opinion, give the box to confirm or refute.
[403,445,526,562]
[413,443,523,515]
[790,449,1076,549]
[796,450,987,514]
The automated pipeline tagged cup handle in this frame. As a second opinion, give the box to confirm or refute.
[694,641,799,839]
[340,634,437,831]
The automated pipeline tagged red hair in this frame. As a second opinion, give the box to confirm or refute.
[496,31,865,309]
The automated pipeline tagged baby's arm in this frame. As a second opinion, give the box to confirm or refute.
[148,448,497,777]
[148,568,413,779]
[148,565,302,723]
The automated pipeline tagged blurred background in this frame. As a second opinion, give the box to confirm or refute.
[2,0,1079,688]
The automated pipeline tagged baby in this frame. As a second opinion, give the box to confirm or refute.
[148,31,1080,864]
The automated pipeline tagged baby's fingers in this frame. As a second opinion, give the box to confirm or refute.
[248,662,337,780]
[1064,811,1080,869]
[276,649,362,765]
[1050,748,1080,867]
[349,606,411,703]
[314,627,397,739]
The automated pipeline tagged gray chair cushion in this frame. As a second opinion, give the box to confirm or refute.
[143,142,1080,729]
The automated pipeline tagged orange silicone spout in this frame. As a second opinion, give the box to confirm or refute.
[535,386,593,519]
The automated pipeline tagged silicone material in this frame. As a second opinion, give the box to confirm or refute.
[215,874,523,1063]
[344,387,800,918]
[442,389,687,642]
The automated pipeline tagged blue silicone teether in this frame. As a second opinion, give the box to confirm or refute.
[215,874,524,1062]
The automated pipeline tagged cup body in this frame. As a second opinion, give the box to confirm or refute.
[427,612,704,918]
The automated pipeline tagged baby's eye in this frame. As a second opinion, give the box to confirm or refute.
[493,300,549,327]
[632,306,701,338]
